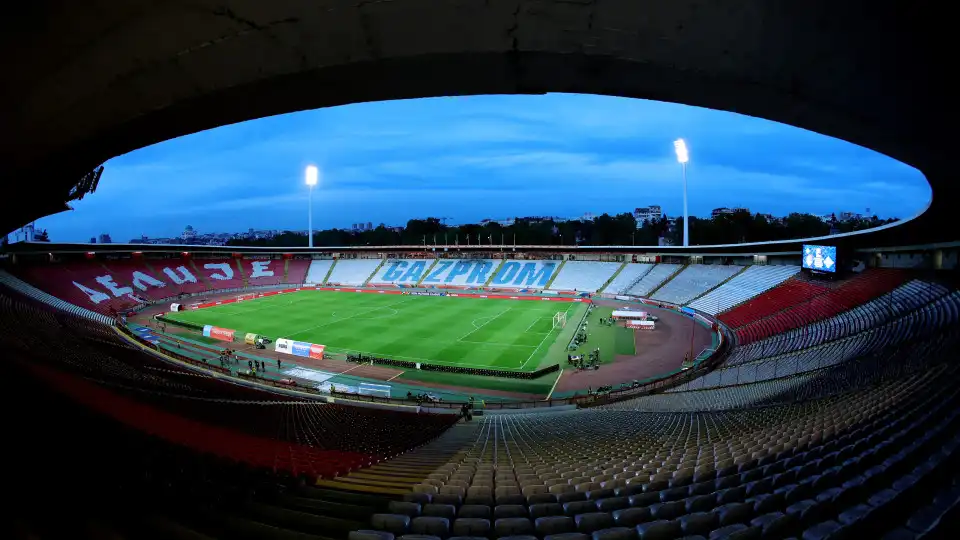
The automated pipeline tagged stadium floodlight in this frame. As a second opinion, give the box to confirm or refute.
[674,139,690,247]
[305,165,319,248]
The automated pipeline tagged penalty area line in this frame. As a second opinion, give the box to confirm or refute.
[519,304,576,370]
[457,307,512,342]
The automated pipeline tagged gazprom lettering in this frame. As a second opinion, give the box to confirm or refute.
[492,262,557,287]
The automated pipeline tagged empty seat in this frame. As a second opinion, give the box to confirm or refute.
[390,501,422,518]
[531,503,565,520]
[451,518,491,538]
[351,531,395,540]
[410,517,450,538]
[495,505,528,520]
[636,520,682,540]
[680,512,719,537]
[575,513,615,534]
[423,504,457,521]
[591,527,637,540]
[613,507,652,528]
[536,516,576,537]
[495,518,535,537]
[372,514,411,536]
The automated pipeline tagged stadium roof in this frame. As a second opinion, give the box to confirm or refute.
[0,1,949,247]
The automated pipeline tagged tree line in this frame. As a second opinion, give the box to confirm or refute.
[227,211,897,248]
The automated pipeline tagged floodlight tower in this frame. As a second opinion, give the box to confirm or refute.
[674,139,690,247]
[305,165,319,248]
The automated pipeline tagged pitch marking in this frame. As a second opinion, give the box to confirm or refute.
[519,305,575,370]
[280,298,414,340]
[524,316,552,334]
[457,307,512,342]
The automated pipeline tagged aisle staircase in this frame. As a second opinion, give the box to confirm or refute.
[235,259,248,287]
[321,259,338,285]
[543,259,566,289]
[483,259,506,287]
[314,421,478,496]
[684,264,750,306]
[142,261,168,282]
[647,264,687,297]
[362,258,386,286]
[187,260,215,290]
[596,262,628,294]
[415,258,440,287]
[282,259,290,283]
[97,262,136,290]
[621,264,655,295]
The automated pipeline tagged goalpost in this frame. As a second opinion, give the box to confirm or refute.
[236,293,256,302]
[552,311,567,330]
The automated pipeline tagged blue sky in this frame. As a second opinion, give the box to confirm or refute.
[32,93,930,242]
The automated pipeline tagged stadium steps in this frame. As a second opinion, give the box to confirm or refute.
[282,258,290,282]
[187,260,215,290]
[316,421,478,495]
[362,258,386,286]
[321,259,338,285]
[646,263,687,297]
[543,259,567,289]
[683,264,751,306]
[596,262,628,294]
[97,261,138,291]
[235,258,248,287]
[484,259,505,287]
[725,277,828,324]
[248,490,385,537]
[415,258,440,287]
[139,260,171,283]
[620,263,655,294]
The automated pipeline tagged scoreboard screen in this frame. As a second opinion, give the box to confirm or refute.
[802,244,838,273]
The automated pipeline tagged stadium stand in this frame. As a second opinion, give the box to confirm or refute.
[192,258,245,289]
[728,270,907,346]
[724,279,951,364]
[651,264,743,305]
[624,263,681,297]
[0,286,458,478]
[100,258,173,301]
[669,290,960,396]
[9,261,146,315]
[3,251,960,540]
[423,258,501,287]
[358,347,960,540]
[603,263,654,295]
[548,261,623,293]
[305,258,335,284]
[327,258,383,285]
[242,258,283,286]
[370,259,434,285]
[489,259,562,289]
[718,279,827,328]
[0,269,113,323]
[688,265,801,315]
[284,257,312,284]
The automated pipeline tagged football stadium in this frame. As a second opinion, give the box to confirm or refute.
[2,4,958,540]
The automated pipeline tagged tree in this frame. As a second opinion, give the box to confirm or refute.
[222,212,896,248]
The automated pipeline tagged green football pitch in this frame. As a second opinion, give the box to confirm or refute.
[165,291,586,371]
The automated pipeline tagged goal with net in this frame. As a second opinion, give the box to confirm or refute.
[236,293,256,303]
[552,311,567,330]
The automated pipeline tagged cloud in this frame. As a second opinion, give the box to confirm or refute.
[32,94,930,242]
